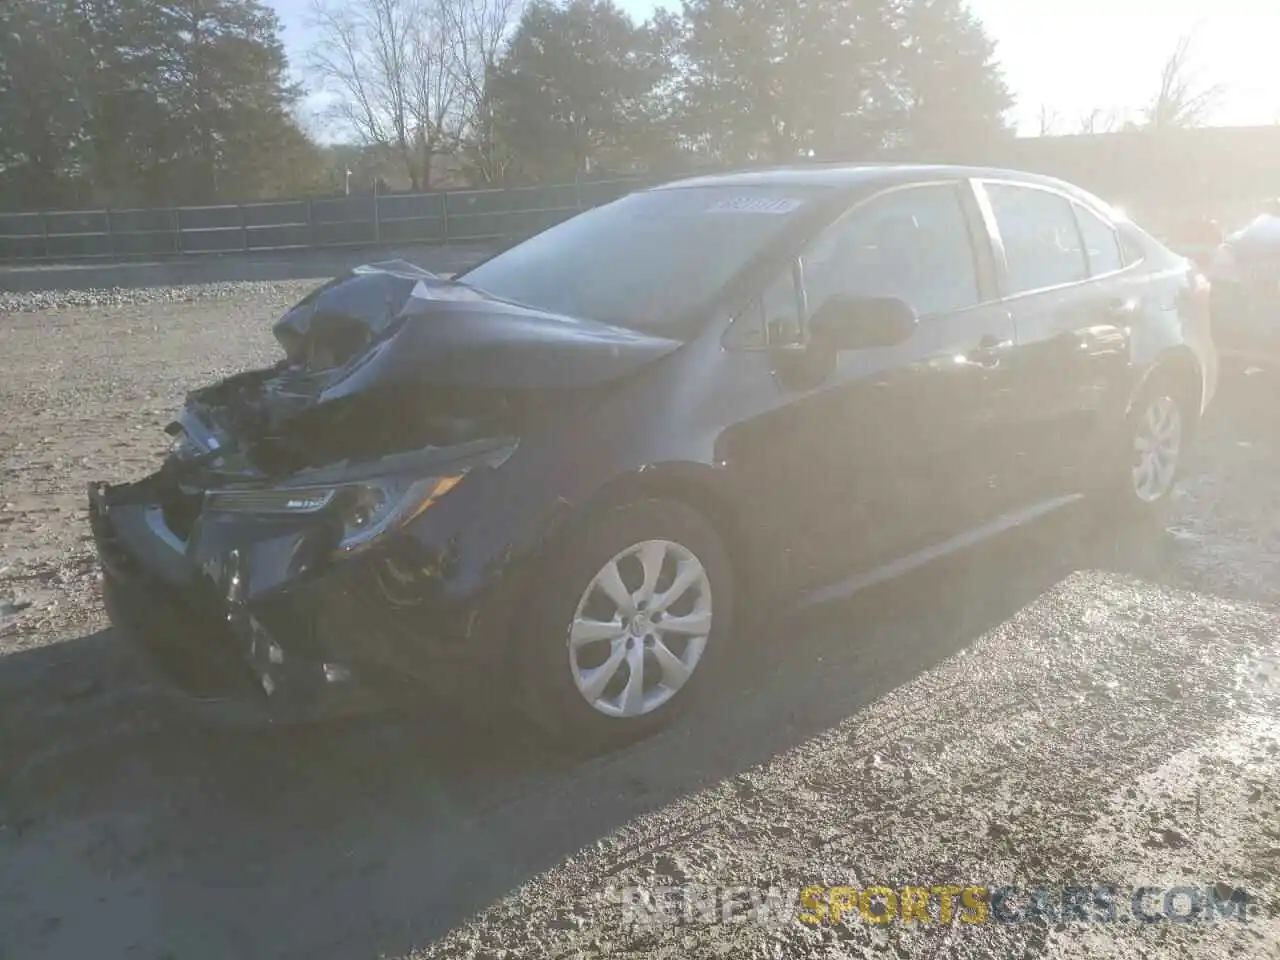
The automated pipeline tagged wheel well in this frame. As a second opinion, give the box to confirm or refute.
[493,467,755,669]
[576,467,756,602]
[1138,349,1204,435]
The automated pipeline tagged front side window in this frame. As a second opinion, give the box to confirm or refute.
[457,185,824,334]
[986,183,1088,294]
[799,184,980,320]
[1074,204,1124,276]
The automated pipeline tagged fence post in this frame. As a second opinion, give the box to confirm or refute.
[441,190,449,244]
[574,177,582,212]
[41,212,50,259]
[373,180,381,245]
[306,198,315,249]
[241,204,249,252]
[171,207,181,254]
[105,207,114,258]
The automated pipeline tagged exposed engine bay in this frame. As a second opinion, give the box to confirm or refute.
[168,359,522,479]
[155,256,681,487]
[163,260,518,483]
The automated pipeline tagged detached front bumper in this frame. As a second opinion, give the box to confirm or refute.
[89,480,387,726]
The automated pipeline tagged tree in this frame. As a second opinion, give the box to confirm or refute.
[443,0,523,183]
[879,0,1014,156]
[146,0,314,203]
[676,0,1010,165]
[486,0,675,180]
[677,0,890,164]
[1143,34,1222,131]
[309,0,449,190]
[308,0,519,190]
[0,0,94,207]
[0,0,319,209]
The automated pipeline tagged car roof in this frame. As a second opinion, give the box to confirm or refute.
[650,163,1080,194]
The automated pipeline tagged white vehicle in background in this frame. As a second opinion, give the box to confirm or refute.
[1207,200,1280,367]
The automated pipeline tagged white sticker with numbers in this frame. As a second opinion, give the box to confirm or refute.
[707,196,803,214]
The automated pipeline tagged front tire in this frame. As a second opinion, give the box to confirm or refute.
[519,498,733,752]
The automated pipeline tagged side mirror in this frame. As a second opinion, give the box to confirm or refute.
[808,295,918,351]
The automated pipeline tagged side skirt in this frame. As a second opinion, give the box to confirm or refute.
[795,493,1085,611]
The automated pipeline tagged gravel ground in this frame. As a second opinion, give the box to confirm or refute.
[1,283,1278,960]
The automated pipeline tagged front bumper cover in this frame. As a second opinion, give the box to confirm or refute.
[89,481,387,725]
[88,478,513,726]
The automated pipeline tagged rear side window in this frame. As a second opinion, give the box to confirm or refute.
[986,184,1088,294]
[1074,204,1124,275]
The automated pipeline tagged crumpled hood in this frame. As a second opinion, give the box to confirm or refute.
[272,259,684,393]
[170,259,685,477]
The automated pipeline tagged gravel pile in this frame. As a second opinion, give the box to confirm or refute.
[0,278,322,315]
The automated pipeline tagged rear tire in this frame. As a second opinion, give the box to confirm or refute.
[1098,372,1191,525]
[518,498,732,752]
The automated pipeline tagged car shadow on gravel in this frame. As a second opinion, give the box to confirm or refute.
[0,494,1207,960]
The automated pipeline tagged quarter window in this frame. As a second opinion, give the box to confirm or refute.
[1074,204,1124,276]
[733,266,803,348]
[986,184,1088,294]
[1120,228,1147,266]
[800,184,980,319]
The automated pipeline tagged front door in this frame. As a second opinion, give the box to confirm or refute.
[727,181,1022,597]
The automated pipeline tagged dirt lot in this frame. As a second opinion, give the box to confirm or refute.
[1,283,1278,960]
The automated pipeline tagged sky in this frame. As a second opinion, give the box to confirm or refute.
[268,0,1280,136]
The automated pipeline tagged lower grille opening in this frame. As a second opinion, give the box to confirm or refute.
[161,492,203,541]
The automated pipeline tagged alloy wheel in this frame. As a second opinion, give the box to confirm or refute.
[567,539,713,718]
[1131,395,1182,503]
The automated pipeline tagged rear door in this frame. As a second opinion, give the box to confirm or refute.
[976,180,1133,504]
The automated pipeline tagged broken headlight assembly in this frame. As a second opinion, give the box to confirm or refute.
[205,474,466,555]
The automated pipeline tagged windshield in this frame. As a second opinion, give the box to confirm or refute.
[458,185,825,332]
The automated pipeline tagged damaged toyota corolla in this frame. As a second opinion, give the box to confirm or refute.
[91,165,1216,748]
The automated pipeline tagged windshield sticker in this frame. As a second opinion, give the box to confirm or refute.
[708,196,803,215]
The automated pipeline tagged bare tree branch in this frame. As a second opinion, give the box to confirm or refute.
[1144,34,1223,131]
[1036,103,1061,137]
[308,0,519,188]
[309,0,477,189]
[439,0,522,182]
[1076,107,1124,135]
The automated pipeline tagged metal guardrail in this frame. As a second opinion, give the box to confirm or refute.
[0,178,646,263]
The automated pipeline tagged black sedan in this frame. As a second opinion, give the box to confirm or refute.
[90,164,1218,748]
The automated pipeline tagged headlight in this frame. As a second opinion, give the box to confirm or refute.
[205,474,465,554]
[203,439,515,553]
[333,475,463,555]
